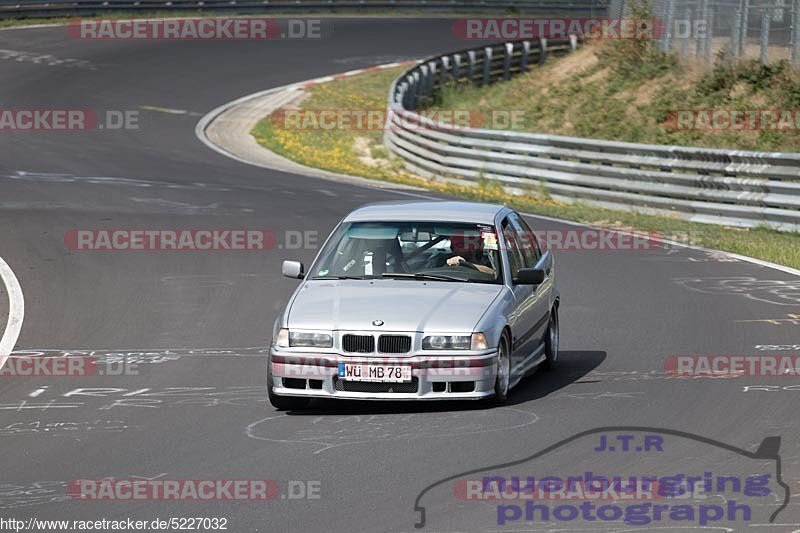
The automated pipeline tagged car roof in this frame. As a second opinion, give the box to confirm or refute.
[343,201,509,225]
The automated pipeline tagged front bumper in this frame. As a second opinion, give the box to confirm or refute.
[269,350,498,400]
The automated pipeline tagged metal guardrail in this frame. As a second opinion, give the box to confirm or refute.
[0,0,607,19]
[384,39,800,231]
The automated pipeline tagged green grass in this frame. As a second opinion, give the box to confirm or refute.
[252,66,409,179]
[431,40,800,152]
[251,49,800,270]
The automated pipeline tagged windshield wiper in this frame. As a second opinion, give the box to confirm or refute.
[381,273,468,282]
[310,275,371,280]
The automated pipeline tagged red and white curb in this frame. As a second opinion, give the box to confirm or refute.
[299,61,416,88]
[195,59,418,165]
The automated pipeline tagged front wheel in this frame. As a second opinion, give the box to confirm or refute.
[491,336,511,404]
[543,307,559,371]
[267,358,310,411]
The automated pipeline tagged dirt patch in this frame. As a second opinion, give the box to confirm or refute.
[354,136,390,169]
[542,45,599,82]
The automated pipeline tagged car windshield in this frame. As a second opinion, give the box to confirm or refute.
[310,221,503,284]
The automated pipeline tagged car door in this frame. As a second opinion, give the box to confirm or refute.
[501,215,544,371]
[506,213,552,361]
[510,213,553,349]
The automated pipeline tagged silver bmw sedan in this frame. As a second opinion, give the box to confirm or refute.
[268,200,559,408]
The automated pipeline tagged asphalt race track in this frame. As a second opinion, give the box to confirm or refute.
[1,18,800,532]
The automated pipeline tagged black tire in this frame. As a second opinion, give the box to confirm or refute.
[267,358,310,411]
[543,307,559,371]
[491,335,511,405]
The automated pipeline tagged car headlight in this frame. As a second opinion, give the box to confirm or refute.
[423,335,470,350]
[422,333,489,350]
[289,330,333,348]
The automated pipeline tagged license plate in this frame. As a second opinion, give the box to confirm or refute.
[338,363,412,383]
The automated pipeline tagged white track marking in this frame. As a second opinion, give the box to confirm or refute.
[140,105,202,116]
[0,255,24,370]
[0,23,63,31]
[514,210,800,279]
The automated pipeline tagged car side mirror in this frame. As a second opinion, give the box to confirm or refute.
[282,260,305,279]
[513,267,545,285]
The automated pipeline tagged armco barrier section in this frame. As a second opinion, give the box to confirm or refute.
[385,39,800,231]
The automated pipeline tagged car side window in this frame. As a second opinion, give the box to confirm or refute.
[517,215,542,261]
[508,212,540,266]
[501,217,525,278]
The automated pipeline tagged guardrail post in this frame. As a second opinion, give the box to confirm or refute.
[418,65,428,106]
[400,80,410,109]
[411,71,421,110]
[466,50,476,83]
[539,38,548,64]
[439,56,450,88]
[760,7,771,64]
[520,40,531,72]
[482,46,492,86]
[502,42,514,80]
[452,54,461,82]
[425,61,437,99]
[399,77,408,109]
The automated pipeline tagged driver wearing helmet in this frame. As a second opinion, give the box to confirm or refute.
[446,233,494,274]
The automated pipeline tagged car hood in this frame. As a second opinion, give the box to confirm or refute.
[286,279,503,332]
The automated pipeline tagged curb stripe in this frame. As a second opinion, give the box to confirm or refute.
[0,256,25,369]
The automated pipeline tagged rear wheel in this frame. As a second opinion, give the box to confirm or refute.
[267,358,310,411]
[543,307,559,371]
[491,335,511,404]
